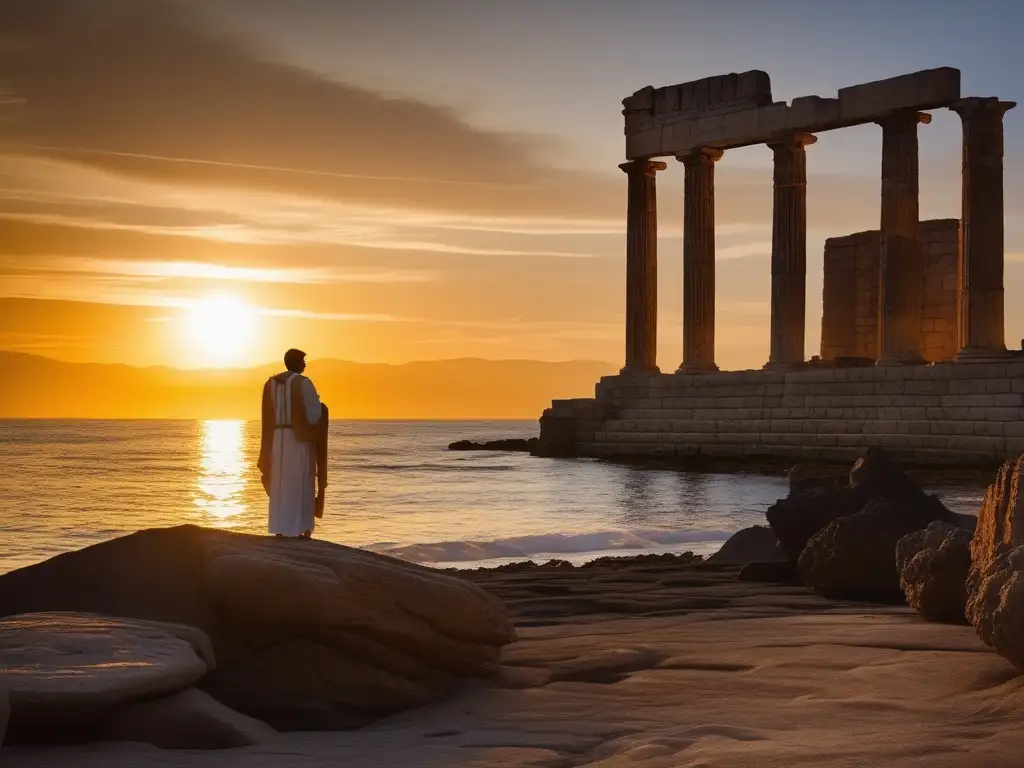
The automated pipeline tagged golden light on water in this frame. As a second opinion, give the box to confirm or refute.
[194,419,248,526]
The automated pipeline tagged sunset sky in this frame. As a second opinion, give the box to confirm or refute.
[1,0,1023,371]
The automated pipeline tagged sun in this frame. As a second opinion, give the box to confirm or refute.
[182,295,258,367]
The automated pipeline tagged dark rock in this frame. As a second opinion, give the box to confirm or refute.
[707,526,785,566]
[766,485,865,564]
[787,464,849,495]
[799,499,947,602]
[966,456,1024,670]
[0,526,515,733]
[101,689,276,750]
[896,521,972,624]
[767,449,956,565]
[737,560,802,584]
[448,438,538,452]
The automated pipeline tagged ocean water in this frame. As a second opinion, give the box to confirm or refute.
[0,420,987,574]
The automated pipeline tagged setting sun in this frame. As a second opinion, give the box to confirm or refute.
[182,296,259,367]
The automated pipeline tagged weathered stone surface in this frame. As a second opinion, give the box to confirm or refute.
[737,559,801,584]
[0,612,214,744]
[897,521,972,623]
[101,689,276,750]
[765,485,865,564]
[707,526,785,566]
[800,500,927,601]
[966,456,1024,669]
[0,526,516,731]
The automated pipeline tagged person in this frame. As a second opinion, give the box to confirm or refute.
[257,348,328,538]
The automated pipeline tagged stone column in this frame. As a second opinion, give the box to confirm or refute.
[678,148,723,373]
[951,98,1016,361]
[765,133,816,369]
[619,159,667,373]
[876,110,930,366]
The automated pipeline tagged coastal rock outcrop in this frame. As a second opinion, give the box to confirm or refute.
[0,526,516,732]
[448,438,538,452]
[707,526,785,566]
[966,456,1024,670]
[767,450,960,602]
[896,521,972,624]
[0,612,215,744]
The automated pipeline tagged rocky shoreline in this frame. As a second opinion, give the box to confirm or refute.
[4,448,1024,766]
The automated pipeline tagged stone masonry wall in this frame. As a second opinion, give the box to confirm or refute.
[820,230,880,361]
[920,218,959,363]
[819,219,958,363]
[539,362,1024,468]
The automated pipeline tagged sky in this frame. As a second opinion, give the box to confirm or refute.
[1,0,1022,371]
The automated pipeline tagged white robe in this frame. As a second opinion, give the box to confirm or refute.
[267,372,323,536]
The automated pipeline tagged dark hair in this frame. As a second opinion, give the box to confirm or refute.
[284,348,306,373]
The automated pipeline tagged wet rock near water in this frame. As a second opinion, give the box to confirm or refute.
[453,551,703,575]
[707,525,785,566]
[0,526,516,740]
[967,456,1024,671]
[448,438,538,452]
[897,521,972,624]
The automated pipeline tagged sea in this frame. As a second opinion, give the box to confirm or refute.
[0,420,988,575]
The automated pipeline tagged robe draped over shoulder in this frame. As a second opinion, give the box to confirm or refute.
[258,372,328,536]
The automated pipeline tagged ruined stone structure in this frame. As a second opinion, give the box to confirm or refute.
[539,68,1020,467]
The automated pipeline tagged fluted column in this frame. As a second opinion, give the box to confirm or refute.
[678,148,723,373]
[765,133,816,369]
[619,159,667,373]
[952,98,1016,361]
[876,110,930,366]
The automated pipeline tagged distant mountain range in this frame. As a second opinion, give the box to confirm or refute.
[0,352,615,419]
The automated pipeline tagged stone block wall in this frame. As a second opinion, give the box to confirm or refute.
[819,219,958,364]
[820,230,880,361]
[538,362,1024,468]
[920,218,959,363]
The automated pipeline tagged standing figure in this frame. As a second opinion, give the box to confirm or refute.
[257,348,328,538]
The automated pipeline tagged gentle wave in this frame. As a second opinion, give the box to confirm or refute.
[364,528,735,564]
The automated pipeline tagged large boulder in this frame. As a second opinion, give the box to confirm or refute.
[0,526,516,731]
[707,526,785,566]
[896,521,972,624]
[798,499,940,602]
[966,456,1024,671]
[0,612,214,744]
[767,449,956,564]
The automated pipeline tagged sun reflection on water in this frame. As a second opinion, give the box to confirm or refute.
[194,420,248,527]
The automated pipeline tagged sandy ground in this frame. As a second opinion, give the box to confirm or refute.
[7,561,1024,768]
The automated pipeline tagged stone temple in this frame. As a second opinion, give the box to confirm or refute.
[538,67,1022,467]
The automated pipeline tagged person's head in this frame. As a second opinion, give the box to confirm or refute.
[284,348,307,374]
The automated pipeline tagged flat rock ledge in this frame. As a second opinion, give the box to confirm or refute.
[0,526,516,737]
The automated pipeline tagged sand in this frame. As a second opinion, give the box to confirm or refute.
[6,560,1024,767]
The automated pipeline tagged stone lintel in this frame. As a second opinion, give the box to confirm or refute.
[625,67,961,160]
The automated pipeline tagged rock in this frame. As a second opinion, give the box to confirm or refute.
[787,464,849,494]
[0,612,214,744]
[707,526,785,566]
[765,485,865,563]
[737,560,801,584]
[0,526,516,731]
[896,521,972,624]
[448,438,538,452]
[767,449,956,564]
[799,499,938,602]
[102,689,276,750]
[0,687,8,748]
[966,456,1024,670]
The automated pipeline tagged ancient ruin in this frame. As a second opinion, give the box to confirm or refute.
[539,67,1022,467]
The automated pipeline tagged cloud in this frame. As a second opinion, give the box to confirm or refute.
[0,0,622,220]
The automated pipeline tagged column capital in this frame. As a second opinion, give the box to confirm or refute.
[676,147,724,166]
[950,97,1017,121]
[875,109,932,128]
[619,159,667,176]
[767,133,818,151]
